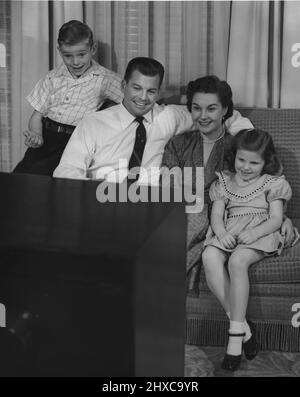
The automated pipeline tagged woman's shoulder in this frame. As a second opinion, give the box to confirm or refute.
[165,130,201,150]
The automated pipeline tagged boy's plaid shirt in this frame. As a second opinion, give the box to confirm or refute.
[27,60,123,126]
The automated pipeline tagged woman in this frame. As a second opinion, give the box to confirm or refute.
[160,75,296,358]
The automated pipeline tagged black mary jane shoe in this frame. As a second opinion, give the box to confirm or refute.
[243,320,259,360]
[221,353,242,371]
[221,332,245,371]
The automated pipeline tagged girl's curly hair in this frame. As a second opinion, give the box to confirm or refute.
[225,128,281,175]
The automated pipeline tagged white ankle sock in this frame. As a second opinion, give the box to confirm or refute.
[226,312,251,343]
[243,320,252,342]
[227,321,244,356]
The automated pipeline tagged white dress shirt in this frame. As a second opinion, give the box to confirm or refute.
[53,103,253,183]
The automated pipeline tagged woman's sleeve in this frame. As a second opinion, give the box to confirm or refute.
[266,176,292,203]
[161,138,181,169]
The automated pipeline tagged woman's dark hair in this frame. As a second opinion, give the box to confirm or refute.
[124,57,165,88]
[58,20,93,48]
[186,75,233,121]
[225,128,281,175]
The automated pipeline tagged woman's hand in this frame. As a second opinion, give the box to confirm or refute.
[237,229,258,245]
[218,232,237,249]
[281,217,295,248]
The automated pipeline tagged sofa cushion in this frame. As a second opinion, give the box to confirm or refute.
[200,275,300,297]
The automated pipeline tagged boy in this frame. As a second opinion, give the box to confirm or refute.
[13,20,123,176]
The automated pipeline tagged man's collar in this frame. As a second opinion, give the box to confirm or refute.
[118,103,136,130]
[118,102,164,129]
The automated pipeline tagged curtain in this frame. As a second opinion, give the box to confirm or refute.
[87,1,214,97]
[280,1,300,107]
[226,1,300,108]
[11,0,49,169]
[0,0,11,171]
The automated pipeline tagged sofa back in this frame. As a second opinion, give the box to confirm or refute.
[237,108,300,220]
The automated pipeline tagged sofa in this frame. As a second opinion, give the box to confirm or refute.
[185,108,300,352]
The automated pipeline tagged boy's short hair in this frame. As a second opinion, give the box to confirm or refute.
[58,20,93,48]
[124,57,165,88]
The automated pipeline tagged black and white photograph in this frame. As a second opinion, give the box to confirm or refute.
[0,0,299,380]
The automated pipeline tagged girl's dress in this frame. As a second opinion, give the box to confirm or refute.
[204,171,292,256]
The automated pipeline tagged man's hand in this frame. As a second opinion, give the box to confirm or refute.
[237,229,257,245]
[23,130,43,148]
[281,217,295,248]
[218,232,237,249]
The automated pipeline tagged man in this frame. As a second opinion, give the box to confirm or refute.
[53,57,252,183]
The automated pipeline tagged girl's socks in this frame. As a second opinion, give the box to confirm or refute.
[226,312,252,343]
[227,320,245,356]
[243,320,252,342]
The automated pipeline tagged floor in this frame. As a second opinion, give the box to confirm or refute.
[185,345,300,377]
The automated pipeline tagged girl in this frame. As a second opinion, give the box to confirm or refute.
[202,128,292,371]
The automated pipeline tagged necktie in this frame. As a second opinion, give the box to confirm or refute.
[128,116,147,173]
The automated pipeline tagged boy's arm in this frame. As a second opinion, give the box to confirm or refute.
[102,72,124,104]
[24,110,44,148]
[25,71,53,147]
[53,119,92,180]
[224,109,253,135]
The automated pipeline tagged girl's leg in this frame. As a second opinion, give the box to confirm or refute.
[228,248,264,322]
[226,248,264,357]
[202,245,229,312]
[202,246,254,344]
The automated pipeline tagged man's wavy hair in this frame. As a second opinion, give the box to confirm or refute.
[124,57,165,88]
[186,75,233,121]
[225,128,281,175]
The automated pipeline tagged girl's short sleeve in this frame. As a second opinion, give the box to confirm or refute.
[266,176,292,203]
[209,179,226,201]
